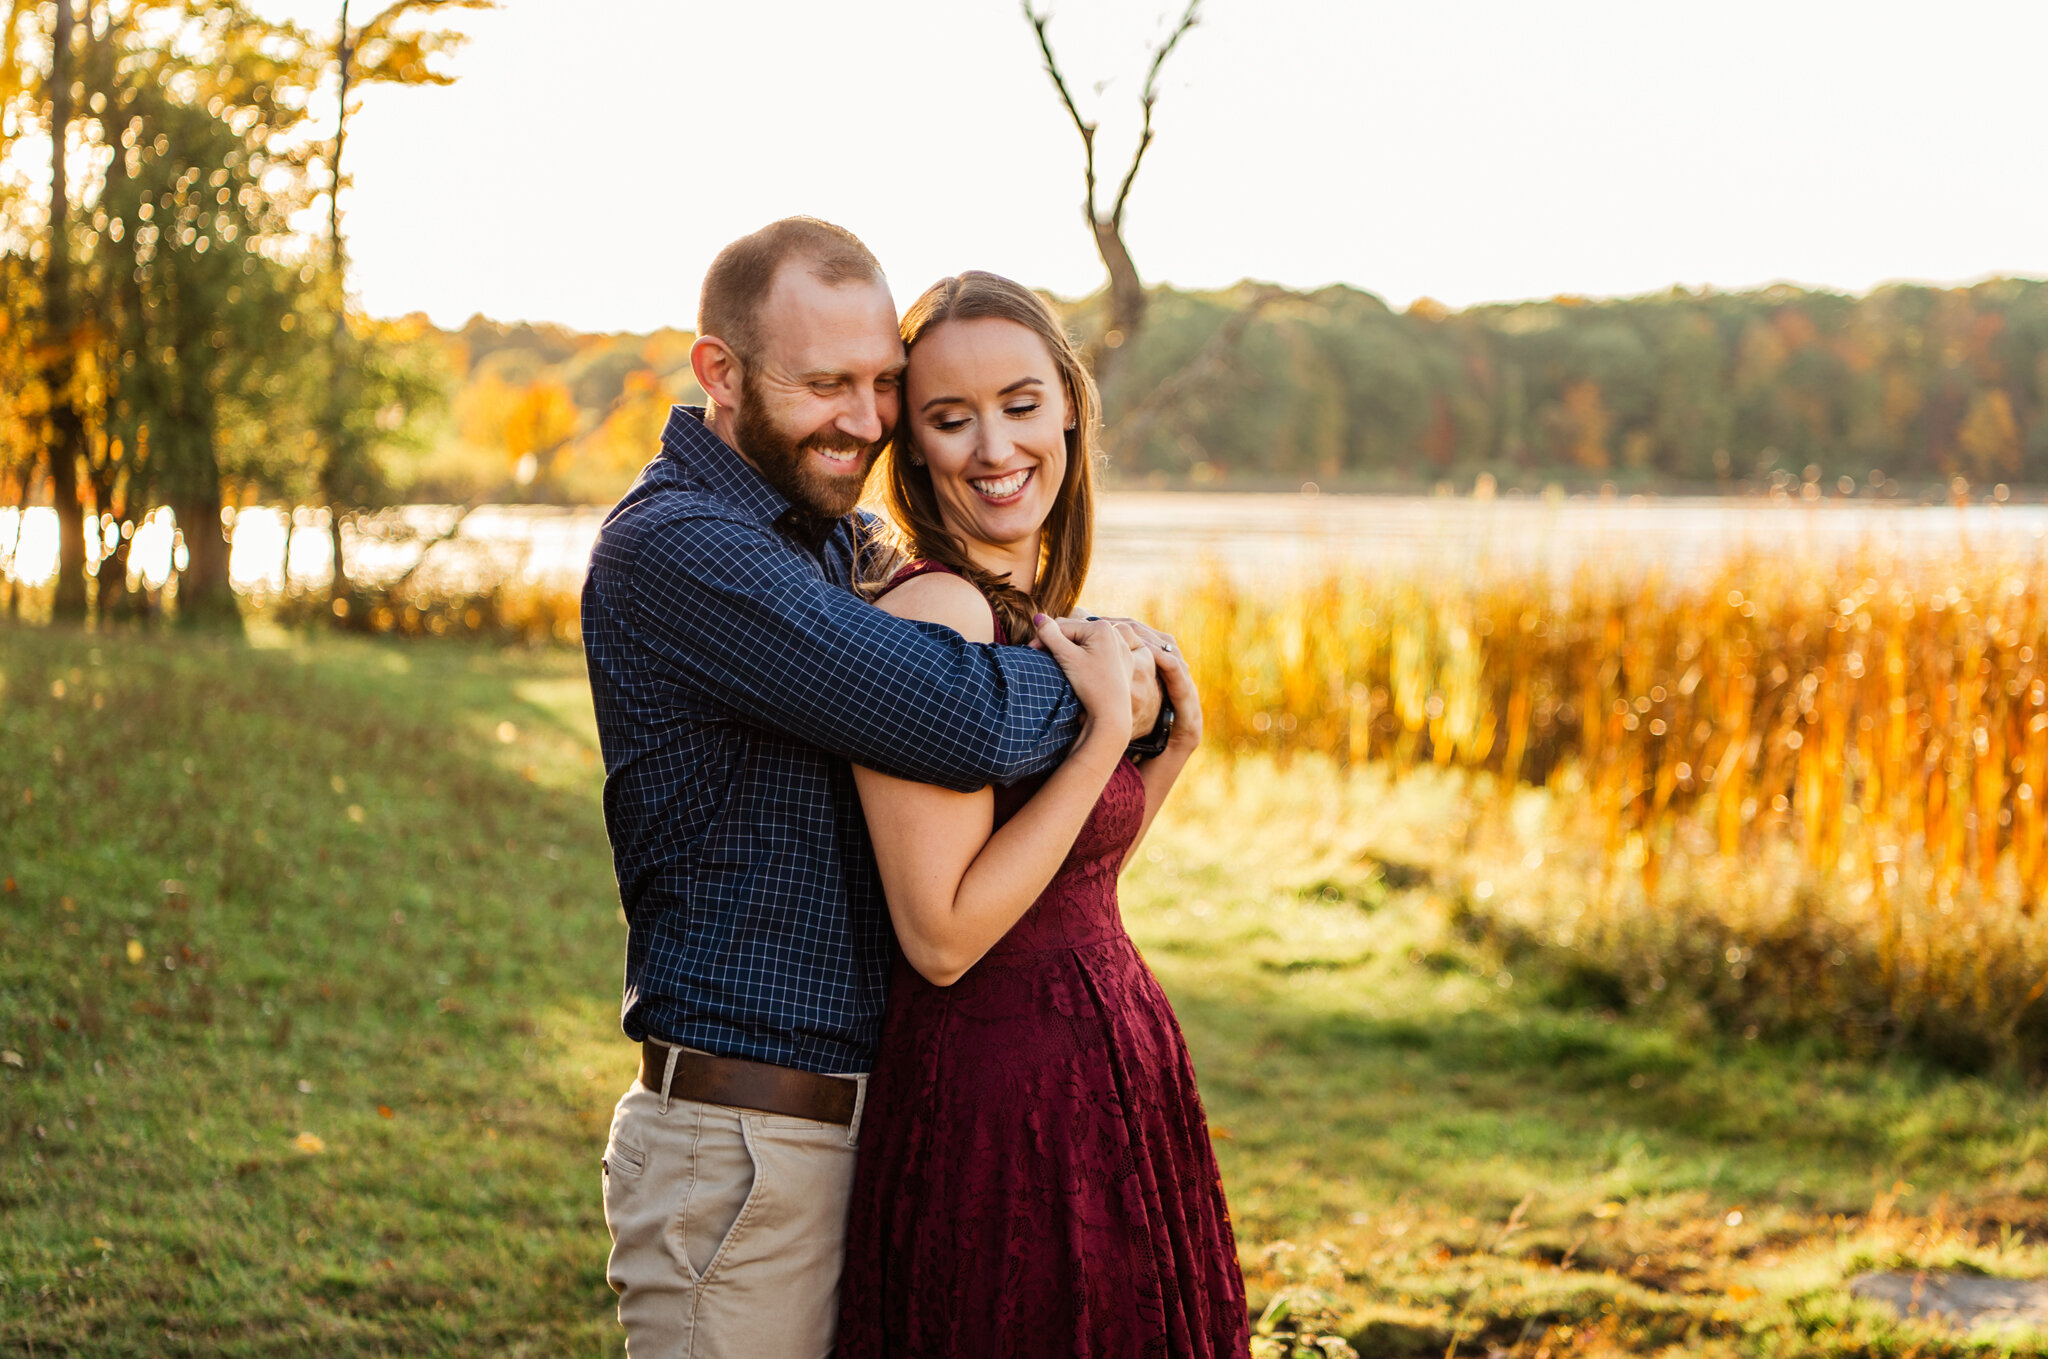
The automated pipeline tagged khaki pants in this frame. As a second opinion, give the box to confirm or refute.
[601,1066,867,1359]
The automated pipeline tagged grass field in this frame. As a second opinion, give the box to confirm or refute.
[6,626,2048,1355]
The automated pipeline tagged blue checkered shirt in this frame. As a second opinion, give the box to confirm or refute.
[581,406,1085,1073]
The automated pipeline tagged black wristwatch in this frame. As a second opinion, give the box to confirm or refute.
[1125,692,1176,762]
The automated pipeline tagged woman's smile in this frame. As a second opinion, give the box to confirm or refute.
[969,467,1034,503]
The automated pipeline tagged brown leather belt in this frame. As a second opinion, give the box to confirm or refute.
[639,1041,858,1126]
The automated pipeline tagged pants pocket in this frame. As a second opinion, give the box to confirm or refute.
[677,1110,757,1281]
[600,1098,667,1302]
[603,1135,647,1179]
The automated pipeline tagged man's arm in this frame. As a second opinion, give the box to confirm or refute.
[594,511,1082,791]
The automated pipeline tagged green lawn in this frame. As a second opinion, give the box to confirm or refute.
[3,626,2046,1356]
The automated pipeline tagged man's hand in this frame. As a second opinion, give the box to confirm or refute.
[1031,614,1165,737]
[1128,640,1163,736]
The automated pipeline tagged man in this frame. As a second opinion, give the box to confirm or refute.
[581,217,1169,1357]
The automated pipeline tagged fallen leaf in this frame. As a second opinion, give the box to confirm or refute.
[125,939,144,965]
[292,1131,326,1154]
[1209,1126,1234,1141]
[3,876,14,892]
[1728,1284,1760,1302]
[496,721,517,744]
[1,1050,22,1068]
[345,804,366,824]
[91,1237,112,1252]
[377,1105,394,1119]
[1593,1201,1624,1219]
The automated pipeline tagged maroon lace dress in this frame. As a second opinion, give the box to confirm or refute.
[836,562,1249,1358]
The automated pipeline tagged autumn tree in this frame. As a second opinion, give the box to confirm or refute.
[1,0,93,618]
[84,8,322,628]
[315,0,491,620]
[0,2,343,627]
[0,252,41,619]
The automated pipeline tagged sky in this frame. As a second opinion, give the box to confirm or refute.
[254,0,2048,334]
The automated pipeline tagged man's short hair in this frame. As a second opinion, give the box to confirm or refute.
[698,217,886,366]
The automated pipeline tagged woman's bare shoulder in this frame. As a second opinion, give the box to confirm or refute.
[874,570,998,644]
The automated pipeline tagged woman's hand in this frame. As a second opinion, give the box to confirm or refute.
[1032,613,1135,749]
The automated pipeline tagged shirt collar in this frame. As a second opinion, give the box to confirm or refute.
[658,405,848,559]
[659,405,791,528]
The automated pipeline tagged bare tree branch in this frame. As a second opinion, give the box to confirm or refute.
[1022,1,1098,228]
[1110,0,1199,231]
[1021,0,1205,380]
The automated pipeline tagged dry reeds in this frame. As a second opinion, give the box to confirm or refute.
[1161,557,2048,909]
[1154,555,2048,1063]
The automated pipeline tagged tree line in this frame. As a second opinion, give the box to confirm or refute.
[1096,277,2048,492]
[0,0,478,628]
[330,275,2048,510]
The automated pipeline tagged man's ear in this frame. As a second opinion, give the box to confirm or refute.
[691,335,744,411]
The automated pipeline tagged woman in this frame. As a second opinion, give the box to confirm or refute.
[837,272,1249,1357]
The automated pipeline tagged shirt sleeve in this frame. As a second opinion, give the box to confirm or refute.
[598,509,1084,791]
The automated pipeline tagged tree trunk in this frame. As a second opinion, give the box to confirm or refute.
[45,434,88,620]
[1091,217,1147,386]
[323,2,361,623]
[44,0,89,622]
[97,527,138,622]
[326,511,359,625]
[3,472,32,621]
[173,471,240,632]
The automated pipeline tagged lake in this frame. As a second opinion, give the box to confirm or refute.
[5,493,2047,609]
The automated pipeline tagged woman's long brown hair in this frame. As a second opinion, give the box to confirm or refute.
[867,271,1101,643]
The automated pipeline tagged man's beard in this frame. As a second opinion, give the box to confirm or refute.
[733,375,884,519]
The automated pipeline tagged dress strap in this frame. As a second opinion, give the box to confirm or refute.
[879,559,1006,641]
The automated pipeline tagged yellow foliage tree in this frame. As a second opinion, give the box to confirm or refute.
[1548,379,1613,471]
[1956,388,2020,480]
[456,373,579,486]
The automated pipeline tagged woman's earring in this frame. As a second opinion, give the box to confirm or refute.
[909,450,926,467]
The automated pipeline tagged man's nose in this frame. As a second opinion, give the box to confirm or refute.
[837,387,885,444]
